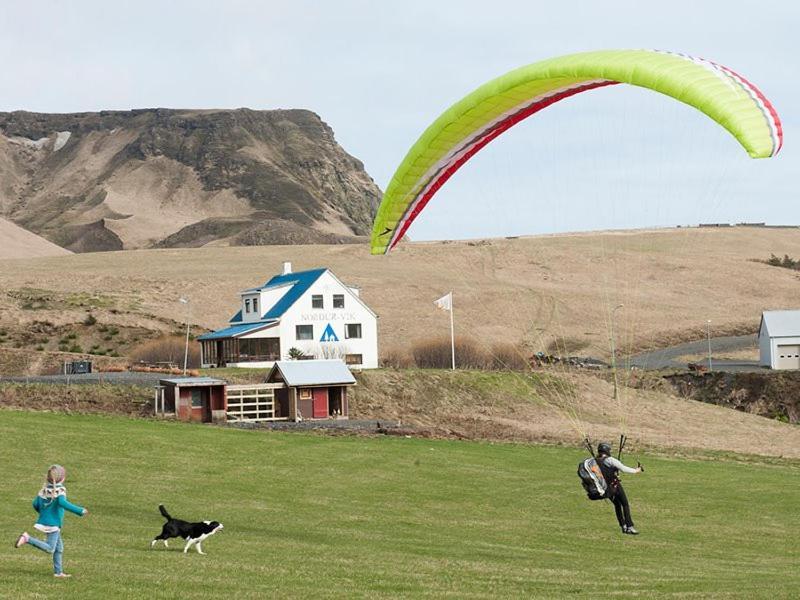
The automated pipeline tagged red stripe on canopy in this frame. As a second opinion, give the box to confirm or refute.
[389,80,619,251]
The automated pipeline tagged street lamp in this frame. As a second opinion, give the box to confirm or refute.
[706,319,713,373]
[179,298,190,376]
[609,304,624,404]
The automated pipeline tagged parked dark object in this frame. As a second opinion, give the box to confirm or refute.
[65,360,92,375]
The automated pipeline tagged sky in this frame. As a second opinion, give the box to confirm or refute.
[1,0,797,241]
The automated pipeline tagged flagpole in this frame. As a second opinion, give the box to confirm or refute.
[450,292,455,370]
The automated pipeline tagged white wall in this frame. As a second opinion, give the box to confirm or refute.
[768,335,800,369]
[240,283,292,323]
[222,270,378,369]
[280,271,378,368]
[758,324,771,367]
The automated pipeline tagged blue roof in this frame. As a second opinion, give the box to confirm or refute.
[197,321,277,341]
[226,268,327,323]
[262,268,327,319]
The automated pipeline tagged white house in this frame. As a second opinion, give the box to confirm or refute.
[198,263,378,369]
[758,310,800,370]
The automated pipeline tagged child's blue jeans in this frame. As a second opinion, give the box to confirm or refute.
[27,531,64,574]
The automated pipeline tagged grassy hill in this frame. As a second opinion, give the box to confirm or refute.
[0,411,797,598]
[1,227,799,366]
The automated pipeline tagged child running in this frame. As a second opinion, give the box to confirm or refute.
[14,464,89,578]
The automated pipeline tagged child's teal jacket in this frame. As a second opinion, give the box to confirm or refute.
[32,494,85,528]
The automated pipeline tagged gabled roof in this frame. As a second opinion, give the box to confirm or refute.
[760,310,800,337]
[261,268,327,320]
[266,359,356,387]
[227,268,327,323]
[197,320,278,341]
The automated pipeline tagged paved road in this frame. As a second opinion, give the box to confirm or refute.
[0,372,167,387]
[629,334,763,372]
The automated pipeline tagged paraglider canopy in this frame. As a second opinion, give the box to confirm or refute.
[371,49,782,255]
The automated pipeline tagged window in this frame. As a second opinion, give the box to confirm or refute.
[345,323,362,339]
[333,294,344,308]
[299,388,312,400]
[252,297,259,314]
[238,338,280,361]
[191,389,203,408]
[245,299,251,313]
[312,295,323,309]
[296,325,313,340]
[345,353,363,365]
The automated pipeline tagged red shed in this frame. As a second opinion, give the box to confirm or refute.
[265,359,356,421]
[155,377,227,423]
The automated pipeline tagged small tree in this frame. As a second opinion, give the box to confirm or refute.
[286,347,306,360]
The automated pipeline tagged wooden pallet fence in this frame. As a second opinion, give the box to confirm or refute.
[225,383,287,422]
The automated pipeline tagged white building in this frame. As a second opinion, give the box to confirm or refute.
[758,310,800,370]
[198,263,378,369]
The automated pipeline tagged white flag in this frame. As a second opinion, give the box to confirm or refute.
[434,292,452,311]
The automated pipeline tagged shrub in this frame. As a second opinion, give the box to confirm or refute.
[411,337,492,369]
[765,254,800,270]
[83,314,97,326]
[410,338,531,371]
[489,343,529,371]
[129,336,201,368]
[68,344,83,353]
[380,349,414,368]
[286,347,307,360]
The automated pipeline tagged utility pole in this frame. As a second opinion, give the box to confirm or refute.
[706,319,713,372]
[180,297,190,375]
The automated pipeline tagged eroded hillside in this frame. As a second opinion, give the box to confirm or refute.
[0,109,381,251]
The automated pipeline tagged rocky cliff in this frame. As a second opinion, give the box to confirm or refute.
[0,109,381,251]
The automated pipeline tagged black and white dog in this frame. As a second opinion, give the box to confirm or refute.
[150,505,223,554]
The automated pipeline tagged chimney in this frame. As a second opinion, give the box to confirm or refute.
[282,262,292,275]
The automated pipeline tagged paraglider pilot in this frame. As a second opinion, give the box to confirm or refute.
[596,442,643,535]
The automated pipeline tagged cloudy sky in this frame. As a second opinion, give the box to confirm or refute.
[1,1,796,240]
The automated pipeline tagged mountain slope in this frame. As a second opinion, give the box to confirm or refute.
[0,217,72,259]
[0,109,381,251]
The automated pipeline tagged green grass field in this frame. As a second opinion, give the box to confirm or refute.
[1,411,798,599]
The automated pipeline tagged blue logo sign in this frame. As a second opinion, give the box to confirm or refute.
[320,323,339,342]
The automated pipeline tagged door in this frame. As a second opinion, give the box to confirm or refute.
[312,388,328,419]
[190,388,210,422]
[775,345,800,370]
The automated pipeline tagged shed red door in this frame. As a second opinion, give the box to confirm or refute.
[312,388,328,418]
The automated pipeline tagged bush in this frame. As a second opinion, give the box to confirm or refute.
[411,337,490,369]
[83,314,97,326]
[489,343,529,370]
[129,336,200,368]
[410,338,531,371]
[380,349,414,368]
[765,254,800,270]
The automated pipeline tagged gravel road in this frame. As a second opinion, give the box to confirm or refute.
[0,372,167,387]
[629,334,762,371]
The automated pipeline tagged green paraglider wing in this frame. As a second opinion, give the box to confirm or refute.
[371,49,782,254]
